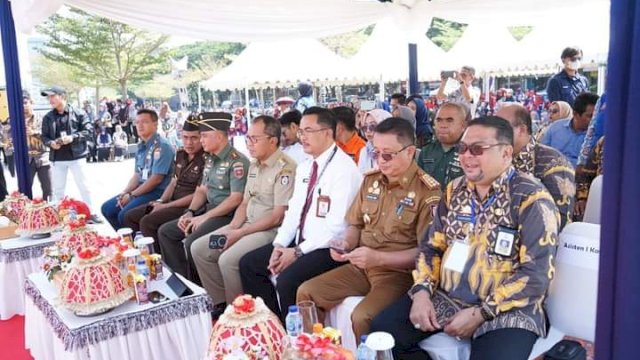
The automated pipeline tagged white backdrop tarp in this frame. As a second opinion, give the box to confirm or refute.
[11,0,608,41]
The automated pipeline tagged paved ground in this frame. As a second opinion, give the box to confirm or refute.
[4,159,135,212]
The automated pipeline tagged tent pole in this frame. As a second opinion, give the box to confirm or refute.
[597,65,606,95]
[0,0,31,198]
[408,43,418,95]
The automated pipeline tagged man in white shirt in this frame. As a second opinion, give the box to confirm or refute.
[240,107,363,321]
[437,65,481,118]
[279,110,309,164]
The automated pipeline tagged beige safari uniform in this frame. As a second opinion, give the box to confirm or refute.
[192,149,297,304]
[297,163,441,339]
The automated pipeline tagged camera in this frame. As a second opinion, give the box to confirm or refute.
[208,234,227,250]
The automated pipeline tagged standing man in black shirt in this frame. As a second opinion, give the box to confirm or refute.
[41,86,102,223]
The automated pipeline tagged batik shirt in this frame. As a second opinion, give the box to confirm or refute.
[576,137,604,202]
[411,166,559,338]
[513,137,575,229]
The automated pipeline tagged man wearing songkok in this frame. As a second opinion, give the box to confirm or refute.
[497,103,575,229]
[158,112,249,279]
[123,114,204,242]
[370,116,559,360]
[101,109,175,229]
[297,118,441,341]
[417,102,469,188]
[191,115,296,318]
[240,107,362,321]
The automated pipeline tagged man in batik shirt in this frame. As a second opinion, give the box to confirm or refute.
[497,103,575,229]
[575,136,604,218]
[371,116,559,360]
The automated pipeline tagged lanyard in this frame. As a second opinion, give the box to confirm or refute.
[469,168,516,227]
[305,145,338,204]
[142,138,158,170]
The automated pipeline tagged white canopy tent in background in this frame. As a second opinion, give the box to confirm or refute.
[203,39,356,91]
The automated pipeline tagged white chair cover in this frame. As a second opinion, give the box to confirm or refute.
[583,175,603,224]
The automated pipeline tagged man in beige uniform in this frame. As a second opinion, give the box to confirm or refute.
[297,118,441,340]
[191,115,296,314]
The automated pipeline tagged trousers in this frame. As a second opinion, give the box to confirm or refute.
[297,264,413,341]
[157,215,232,280]
[30,160,52,201]
[369,295,538,360]
[52,159,94,211]
[122,204,186,246]
[191,224,277,305]
[101,188,163,230]
[239,243,341,322]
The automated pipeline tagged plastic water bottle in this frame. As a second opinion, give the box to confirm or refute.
[285,305,303,337]
[356,335,374,360]
[136,258,150,280]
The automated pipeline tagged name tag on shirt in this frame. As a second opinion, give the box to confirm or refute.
[444,240,469,273]
[142,169,149,181]
[494,227,516,257]
[316,195,331,218]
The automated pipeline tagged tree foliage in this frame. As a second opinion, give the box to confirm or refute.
[320,25,374,58]
[508,26,534,41]
[426,17,467,52]
[37,7,169,98]
[31,54,88,101]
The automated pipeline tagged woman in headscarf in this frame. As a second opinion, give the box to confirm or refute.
[535,101,573,141]
[97,127,112,162]
[407,94,433,147]
[294,82,316,113]
[113,125,128,162]
[358,109,393,173]
[392,105,417,129]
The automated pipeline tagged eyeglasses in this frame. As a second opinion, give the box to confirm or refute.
[296,127,330,138]
[456,143,508,156]
[372,144,413,161]
[363,124,377,132]
[549,108,560,114]
[245,135,273,144]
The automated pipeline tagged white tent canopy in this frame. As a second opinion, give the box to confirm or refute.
[11,0,608,41]
[202,39,355,90]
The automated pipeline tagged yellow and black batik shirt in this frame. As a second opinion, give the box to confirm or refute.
[411,166,559,338]
[576,136,604,202]
[513,137,575,230]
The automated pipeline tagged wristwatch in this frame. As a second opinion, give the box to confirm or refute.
[184,208,197,216]
[294,245,304,258]
[408,282,434,298]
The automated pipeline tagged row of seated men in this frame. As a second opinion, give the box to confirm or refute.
[101,103,573,360]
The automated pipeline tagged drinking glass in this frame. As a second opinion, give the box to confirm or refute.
[297,300,319,334]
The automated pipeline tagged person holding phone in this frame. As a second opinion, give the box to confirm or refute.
[122,115,204,243]
[41,86,102,223]
[296,118,441,341]
[436,66,481,118]
[191,115,296,319]
[157,112,249,280]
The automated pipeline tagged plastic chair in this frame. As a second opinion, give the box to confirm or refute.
[583,175,603,224]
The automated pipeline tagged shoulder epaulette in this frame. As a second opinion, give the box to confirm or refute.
[419,173,441,190]
[364,168,381,177]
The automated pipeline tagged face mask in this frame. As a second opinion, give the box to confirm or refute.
[567,60,581,71]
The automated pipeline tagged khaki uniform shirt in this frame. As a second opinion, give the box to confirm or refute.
[244,149,297,223]
[172,149,205,201]
[202,144,250,209]
[346,163,441,257]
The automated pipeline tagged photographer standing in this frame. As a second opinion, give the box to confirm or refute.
[41,86,101,223]
[437,66,481,118]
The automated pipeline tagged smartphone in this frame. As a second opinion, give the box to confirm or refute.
[330,246,349,255]
[441,70,457,79]
[209,234,227,250]
[148,290,168,304]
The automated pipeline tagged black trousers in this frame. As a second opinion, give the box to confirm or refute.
[239,243,341,322]
[370,295,538,360]
[30,160,52,201]
[157,215,232,281]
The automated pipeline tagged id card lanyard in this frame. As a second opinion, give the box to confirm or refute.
[141,136,158,180]
[468,168,516,241]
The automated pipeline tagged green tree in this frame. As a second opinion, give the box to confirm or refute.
[320,25,374,58]
[31,54,89,102]
[426,17,467,52]
[38,8,169,100]
[508,26,534,41]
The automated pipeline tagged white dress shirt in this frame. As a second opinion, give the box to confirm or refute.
[273,143,362,254]
[282,142,310,165]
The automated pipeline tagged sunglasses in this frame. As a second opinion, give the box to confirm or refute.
[363,124,377,132]
[456,143,507,156]
[372,144,413,161]
[549,108,560,114]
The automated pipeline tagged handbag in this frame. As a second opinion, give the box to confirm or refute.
[543,340,587,360]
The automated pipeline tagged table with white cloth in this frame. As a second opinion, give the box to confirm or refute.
[24,269,213,360]
[0,224,115,320]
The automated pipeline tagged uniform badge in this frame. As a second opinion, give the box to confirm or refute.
[373,180,379,189]
[363,213,371,224]
[153,148,161,159]
[232,162,245,179]
[408,191,416,199]
[280,175,290,185]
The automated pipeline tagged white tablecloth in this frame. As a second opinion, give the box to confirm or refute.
[0,224,116,320]
[24,270,212,360]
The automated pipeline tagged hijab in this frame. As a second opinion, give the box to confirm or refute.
[364,109,393,156]
[552,101,573,121]
[407,95,432,137]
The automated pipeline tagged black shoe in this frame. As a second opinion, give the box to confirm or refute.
[87,214,104,224]
[211,302,227,321]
